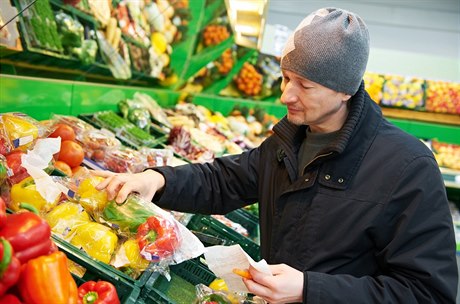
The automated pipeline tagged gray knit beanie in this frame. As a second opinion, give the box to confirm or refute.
[281,7,370,95]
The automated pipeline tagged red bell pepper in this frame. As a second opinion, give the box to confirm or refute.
[0,206,52,264]
[136,215,179,262]
[0,294,22,304]
[0,238,21,296]
[0,198,6,229]
[77,280,120,304]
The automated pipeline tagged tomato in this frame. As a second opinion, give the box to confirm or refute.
[54,160,72,176]
[6,151,29,184]
[49,124,76,142]
[58,140,84,168]
[91,149,105,162]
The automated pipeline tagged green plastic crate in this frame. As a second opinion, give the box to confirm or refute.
[187,214,261,260]
[139,258,216,304]
[225,208,260,244]
[53,236,141,304]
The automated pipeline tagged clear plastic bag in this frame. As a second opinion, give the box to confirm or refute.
[195,284,266,304]
[100,194,204,265]
[0,112,49,152]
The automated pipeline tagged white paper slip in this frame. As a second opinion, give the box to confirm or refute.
[204,244,272,293]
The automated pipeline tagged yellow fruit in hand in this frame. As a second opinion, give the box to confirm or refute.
[77,176,108,215]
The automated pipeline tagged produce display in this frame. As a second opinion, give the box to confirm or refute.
[363,72,384,104]
[10,0,191,81]
[234,62,263,97]
[425,80,460,115]
[202,24,230,47]
[16,0,63,52]
[219,53,282,101]
[381,75,425,109]
[0,94,458,303]
[432,140,460,170]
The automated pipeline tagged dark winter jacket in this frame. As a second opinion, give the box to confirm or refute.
[154,82,458,303]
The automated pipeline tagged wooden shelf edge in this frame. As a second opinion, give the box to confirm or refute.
[382,107,460,126]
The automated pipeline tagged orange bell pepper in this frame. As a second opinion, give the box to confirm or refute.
[19,251,78,304]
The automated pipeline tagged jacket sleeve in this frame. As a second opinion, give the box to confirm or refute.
[153,147,261,215]
[304,156,458,303]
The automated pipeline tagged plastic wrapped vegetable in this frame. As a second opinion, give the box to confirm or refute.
[112,238,150,278]
[97,31,131,79]
[102,195,204,265]
[55,12,84,48]
[118,98,151,132]
[136,215,180,262]
[101,195,157,233]
[76,176,109,216]
[10,176,59,212]
[0,156,7,187]
[0,113,43,152]
[69,222,118,264]
[195,284,266,304]
[44,201,91,238]
[72,39,98,65]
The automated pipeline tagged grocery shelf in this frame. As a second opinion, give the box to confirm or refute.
[382,107,460,126]
[441,167,460,189]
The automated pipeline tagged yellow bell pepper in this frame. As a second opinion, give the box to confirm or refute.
[122,239,150,272]
[44,201,91,238]
[77,176,108,216]
[1,113,39,151]
[10,176,59,212]
[209,278,229,291]
[70,222,118,264]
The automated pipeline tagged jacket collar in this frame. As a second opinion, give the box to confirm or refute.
[273,81,383,189]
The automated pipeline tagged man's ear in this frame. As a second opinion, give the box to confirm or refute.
[342,94,352,102]
[280,78,286,91]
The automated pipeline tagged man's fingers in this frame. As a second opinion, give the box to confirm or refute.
[248,266,274,288]
[91,170,114,178]
[243,278,273,302]
[116,183,134,204]
[105,176,124,201]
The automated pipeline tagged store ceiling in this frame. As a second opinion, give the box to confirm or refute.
[266,0,460,59]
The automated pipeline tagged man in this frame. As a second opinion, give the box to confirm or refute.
[96,7,458,303]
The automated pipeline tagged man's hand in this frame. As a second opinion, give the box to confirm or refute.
[92,169,165,204]
[243,264,304,304]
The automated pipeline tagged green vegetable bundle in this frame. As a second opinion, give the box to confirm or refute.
[101,195,156,234]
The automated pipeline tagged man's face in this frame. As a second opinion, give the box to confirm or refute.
[280,70,351,133]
